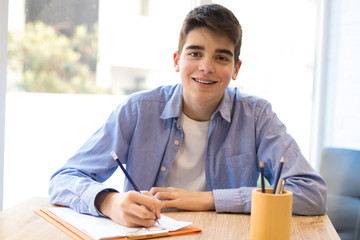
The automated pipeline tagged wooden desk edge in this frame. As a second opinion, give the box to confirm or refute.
[0,197,341,240]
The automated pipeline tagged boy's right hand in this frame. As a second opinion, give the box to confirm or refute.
[95,190,162,227]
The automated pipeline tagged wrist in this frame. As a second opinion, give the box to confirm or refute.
[204,191,215,210]
[95,190,117,216]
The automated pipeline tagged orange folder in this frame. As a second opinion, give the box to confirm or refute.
[35,208,201,240]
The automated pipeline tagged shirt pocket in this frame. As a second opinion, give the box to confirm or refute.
[214,152,258,189]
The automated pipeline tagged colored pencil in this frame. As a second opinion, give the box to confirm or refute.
[272,156,284,194]
[260,160,265,193]
[111,151,140,192]
[111,151,160,223]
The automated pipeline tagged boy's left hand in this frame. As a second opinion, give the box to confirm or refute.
[150,187,215,211]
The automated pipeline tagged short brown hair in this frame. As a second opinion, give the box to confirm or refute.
[178,4,242,64]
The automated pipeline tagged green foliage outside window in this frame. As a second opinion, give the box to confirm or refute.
[8,21,109,94]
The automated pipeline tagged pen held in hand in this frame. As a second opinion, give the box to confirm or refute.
[111,151,140,192]
[110,151,159,223]
[272,156,284,194]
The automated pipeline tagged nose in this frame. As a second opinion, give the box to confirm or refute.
[198,57,215,74]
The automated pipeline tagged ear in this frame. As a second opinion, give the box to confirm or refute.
[232,60,242,80]
[173,51,180,72]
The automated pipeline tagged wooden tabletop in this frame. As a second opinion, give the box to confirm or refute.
[0,197,340,240]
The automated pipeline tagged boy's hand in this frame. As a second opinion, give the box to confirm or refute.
[95,190,162,227]
[150,187,215,211]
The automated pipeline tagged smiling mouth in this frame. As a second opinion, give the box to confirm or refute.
[192,78,216,84]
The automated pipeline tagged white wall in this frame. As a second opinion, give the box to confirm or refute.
[4,93,126,209]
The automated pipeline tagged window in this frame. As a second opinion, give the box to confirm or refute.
[4,0,194,209]
[215,0,317,163]
[3,0,321,209]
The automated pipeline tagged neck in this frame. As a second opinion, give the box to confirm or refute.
[182,98,219,121]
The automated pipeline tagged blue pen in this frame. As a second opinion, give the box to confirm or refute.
[272,156,284,194]
[111,151,140,192]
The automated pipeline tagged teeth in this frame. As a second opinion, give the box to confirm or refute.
[193,78,215,84]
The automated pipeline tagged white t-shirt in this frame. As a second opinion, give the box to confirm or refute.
[162,112,210,191]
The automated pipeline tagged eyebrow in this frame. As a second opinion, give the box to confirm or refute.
[185,45,234,57]
[216,49,234,57]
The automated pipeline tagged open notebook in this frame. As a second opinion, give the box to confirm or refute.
[35,207,201,240]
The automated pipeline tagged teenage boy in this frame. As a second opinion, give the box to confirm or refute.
[49,3,327,228]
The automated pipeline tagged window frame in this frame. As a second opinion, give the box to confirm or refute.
[0,0,9,211]
[310,0,330,170]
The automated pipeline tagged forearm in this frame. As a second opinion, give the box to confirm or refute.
[189,191,215,211]
[49,169,116,216]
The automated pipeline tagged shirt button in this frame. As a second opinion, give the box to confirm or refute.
[174,140,180,145]
[161,166,166,172]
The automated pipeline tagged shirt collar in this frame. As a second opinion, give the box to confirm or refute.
[214,88,231,123]
[160,84,232,123]
[160,84,183,120]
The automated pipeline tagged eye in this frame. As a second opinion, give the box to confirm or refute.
[189,52,202,58]
[216,56,230,62]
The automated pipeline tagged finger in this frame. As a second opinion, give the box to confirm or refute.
[140,190,150,195]
[154,191,178,201]
[127,191,162,219]
[140,191,162,220]
[154,201,163,220]
[160,199,179,209]
[140,191,153,197]
[150,187,179,194]
[108,197,157,228]
[128,191,158,206]
[150,187,165,195]
[119,192,156,219]
[119,211,158,228]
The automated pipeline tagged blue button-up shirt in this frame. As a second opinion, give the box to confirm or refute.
[49,83,326,216]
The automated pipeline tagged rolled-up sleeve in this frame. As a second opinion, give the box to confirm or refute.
[213,187,253,213]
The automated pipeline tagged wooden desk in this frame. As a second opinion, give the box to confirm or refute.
[0,197,340,240]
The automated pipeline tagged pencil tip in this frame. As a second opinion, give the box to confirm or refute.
[280,156,284,163]
[260,161,264,167]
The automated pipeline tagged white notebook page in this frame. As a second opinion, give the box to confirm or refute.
[49,207,192,240]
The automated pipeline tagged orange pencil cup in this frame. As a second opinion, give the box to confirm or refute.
[250,188,293,240]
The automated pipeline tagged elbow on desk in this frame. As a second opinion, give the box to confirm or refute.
[292,186,327,216]
[48,175,64,206]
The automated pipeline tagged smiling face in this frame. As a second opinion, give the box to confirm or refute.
[174,27,241,120]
